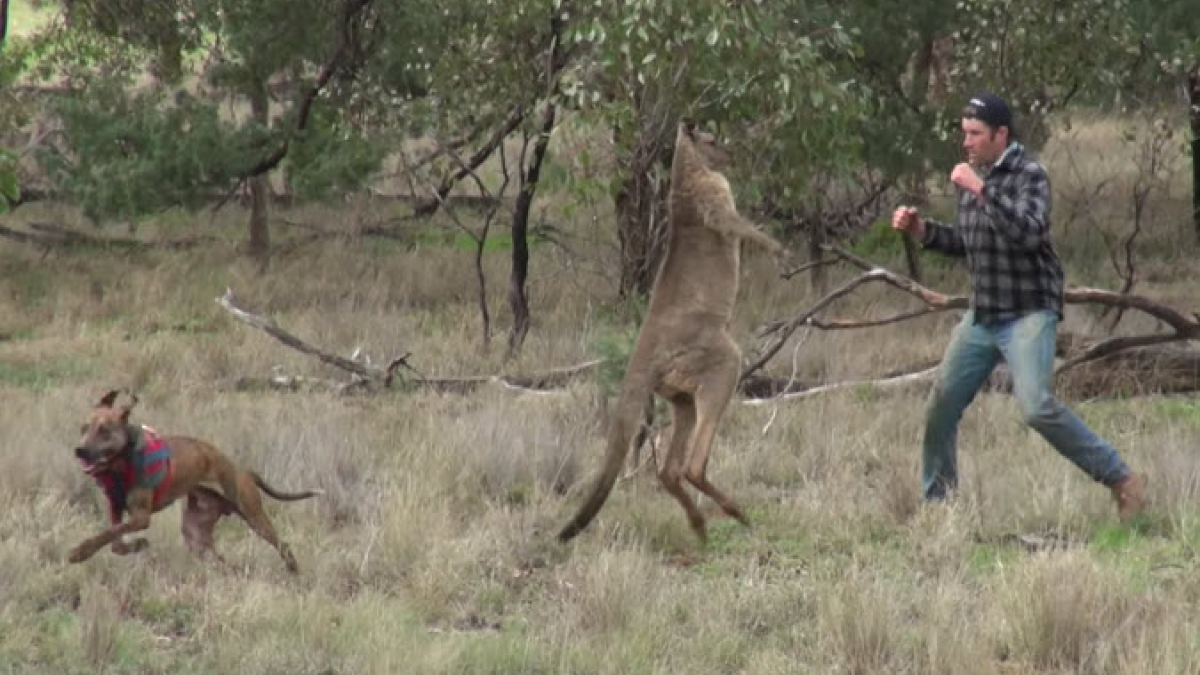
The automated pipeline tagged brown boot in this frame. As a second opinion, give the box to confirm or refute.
[1111,473,1147,521]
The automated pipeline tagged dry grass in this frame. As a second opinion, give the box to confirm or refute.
[1,115,1199,674]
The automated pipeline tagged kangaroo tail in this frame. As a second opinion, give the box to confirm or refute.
[252,472,323,501]
[558,374,651,542]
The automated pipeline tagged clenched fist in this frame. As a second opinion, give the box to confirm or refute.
[950,163,984,196]
[891,206,924,240]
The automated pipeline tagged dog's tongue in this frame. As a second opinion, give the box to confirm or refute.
[78,457,105,476]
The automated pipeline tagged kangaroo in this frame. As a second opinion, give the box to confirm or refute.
[559,121,783,542]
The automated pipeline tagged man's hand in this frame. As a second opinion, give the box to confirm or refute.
[950,163,984,196]
[891,206,924,240]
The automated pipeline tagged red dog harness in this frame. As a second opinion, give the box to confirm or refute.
[82,426,174,524]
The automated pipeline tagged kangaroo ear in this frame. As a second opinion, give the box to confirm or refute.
[98,390,120,408]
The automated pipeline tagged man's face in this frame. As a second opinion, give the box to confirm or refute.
[961,118,1008,167]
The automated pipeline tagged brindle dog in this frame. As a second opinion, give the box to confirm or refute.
[71,390,320,573]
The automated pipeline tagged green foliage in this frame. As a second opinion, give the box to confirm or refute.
[1125,0,1200,85]
[562,0,867,207]
[0,357,96,389]
[848,218,904,260]
[285,112,390,201]
[592,324,638,397]
[45,89,256,221]
[951,0,1143,137]
[412,229,548,253]
[1152,397,1200,429]
[590,294,648,396]
[0,149,18,213]
[17,0,417,226]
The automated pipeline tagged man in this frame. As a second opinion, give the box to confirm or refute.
[891,92,1146,520]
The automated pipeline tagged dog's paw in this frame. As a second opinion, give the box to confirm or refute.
[112,538,149,556]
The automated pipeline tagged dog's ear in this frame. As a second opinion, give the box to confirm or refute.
[117,390,139,422]
[97,390,120,408]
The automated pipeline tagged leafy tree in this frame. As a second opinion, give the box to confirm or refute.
[1125,0,1200,242]
[393,0,577,354]
[560,0,864,296]
[21,0,423,266]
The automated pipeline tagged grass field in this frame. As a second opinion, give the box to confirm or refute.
[1,113,1198,674]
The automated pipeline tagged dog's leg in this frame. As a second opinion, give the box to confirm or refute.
[182,489,232,564]
[111,537,150,556]
[234,473,299,574]
[684,345,749,527]
[69,494,153,563]
[658,395,707,541]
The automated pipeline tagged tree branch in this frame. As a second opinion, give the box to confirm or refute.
[746,244,1200,381]
[411,104,528,218]
[216,288,601,394]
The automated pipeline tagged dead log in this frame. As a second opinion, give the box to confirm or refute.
[217,288,415,387]
[740,365,939,404]
[216,288,600,394]
[746,245,1200,395]
[0,222,217,250]
[1058,346,1200,399]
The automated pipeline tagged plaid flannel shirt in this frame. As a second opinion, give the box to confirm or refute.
[922,142,1064,324]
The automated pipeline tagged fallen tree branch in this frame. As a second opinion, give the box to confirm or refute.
[743,270,895,378]
[216,287,600,394]
[807,307,948,330]
[742,365,941,405]
[0,222,217,250]
[780,257,840,280]
[217,288,400,381]
[745,244,1200,382]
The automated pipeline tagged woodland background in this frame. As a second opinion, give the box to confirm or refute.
[2,1,1199,673]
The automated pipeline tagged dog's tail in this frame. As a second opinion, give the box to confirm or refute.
[558,369,652,542]
[252,473,323,501]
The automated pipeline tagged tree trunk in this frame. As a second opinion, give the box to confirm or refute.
[895,36,943,283]
[615,164,668,297]
[248,80,271,270]
[806,221,828,293]
[1189,65,1200,245]
[507,100,557,357]
[1,0,9,47]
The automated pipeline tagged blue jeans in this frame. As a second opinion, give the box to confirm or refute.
[923,309,1130,500]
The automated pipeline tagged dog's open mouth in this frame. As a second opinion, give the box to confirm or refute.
[78,455,118,476]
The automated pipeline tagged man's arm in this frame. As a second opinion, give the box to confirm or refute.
[893,205,966,257]
[980,162,1051,251]
[922,216,967,257]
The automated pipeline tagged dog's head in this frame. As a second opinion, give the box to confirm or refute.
[75,390,138,474]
